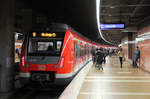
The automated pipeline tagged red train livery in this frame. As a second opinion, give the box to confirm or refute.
[19,23,109,85]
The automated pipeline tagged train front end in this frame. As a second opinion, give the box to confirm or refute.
[19,30,67,85]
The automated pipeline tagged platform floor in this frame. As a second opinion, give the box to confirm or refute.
[78,56,150,99]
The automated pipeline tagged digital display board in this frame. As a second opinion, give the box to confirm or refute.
[100,24,125,30]
[32,32,56,38]
[30,32,65,38]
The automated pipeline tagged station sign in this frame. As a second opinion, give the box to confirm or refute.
[32,32,56,38]
[100,23,125,30]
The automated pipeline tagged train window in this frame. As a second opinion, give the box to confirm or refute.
[38,42,53,51]
[27,38,63,56]
[77,42,80,58]
[85,45,87,55]
[76,43,78,58]
[80,45,82,57]
[82,46,85,56]
[74,41,76,52]
[56,41,62,51]
[83,45,86,56]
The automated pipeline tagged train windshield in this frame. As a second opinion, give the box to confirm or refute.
[27,36,64,56]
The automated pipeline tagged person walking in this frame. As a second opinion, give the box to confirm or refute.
[133,46,140,68]
[118,48,125,68]
[96,48,104,70]
[103,49,107,64]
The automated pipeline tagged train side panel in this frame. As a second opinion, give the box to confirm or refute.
[57,30,73,74]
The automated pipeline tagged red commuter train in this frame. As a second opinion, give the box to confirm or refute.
[19,23,108,85]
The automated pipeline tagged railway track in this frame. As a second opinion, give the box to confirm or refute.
[7,85,66,99]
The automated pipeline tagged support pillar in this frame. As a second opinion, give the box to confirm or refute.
[0,0,15,92]
[128,33,133,59]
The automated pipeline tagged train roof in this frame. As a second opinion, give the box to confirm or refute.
[32,23,92,41]
[32,23,104,46]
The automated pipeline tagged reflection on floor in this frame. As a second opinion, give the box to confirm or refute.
[78,56,150,99]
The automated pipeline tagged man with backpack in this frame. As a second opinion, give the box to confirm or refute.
[96,48,104,70]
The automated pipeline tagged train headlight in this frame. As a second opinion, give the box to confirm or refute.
[21,56,25,67]
[60,57,64,68]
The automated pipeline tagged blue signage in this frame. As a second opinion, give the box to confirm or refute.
[100,24,125,30]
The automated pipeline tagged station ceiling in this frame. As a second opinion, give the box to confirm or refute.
[21,0,100,43]
[100,0,150,44]
[19,0,150,45]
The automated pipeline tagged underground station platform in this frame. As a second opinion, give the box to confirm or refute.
[59,56,150,99]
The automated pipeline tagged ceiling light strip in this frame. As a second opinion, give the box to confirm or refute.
[96,0,115,45]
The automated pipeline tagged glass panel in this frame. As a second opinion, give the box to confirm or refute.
[38,42,53,51]
[56,41,62,51]
[28,38,63,56]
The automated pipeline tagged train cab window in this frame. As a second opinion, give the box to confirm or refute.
[38,42,54,51]
[27,38,63,56]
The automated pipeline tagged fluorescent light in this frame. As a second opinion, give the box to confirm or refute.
[124,41,128,44]
[96,0,115,45]
[110,6,115,9]
[136,38,144,42]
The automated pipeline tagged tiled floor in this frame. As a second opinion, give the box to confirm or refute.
[78,56,150,99]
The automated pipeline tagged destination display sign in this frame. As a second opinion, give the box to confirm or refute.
[100,24,125,30]
[32,32,56,38]
[30,32,65,38]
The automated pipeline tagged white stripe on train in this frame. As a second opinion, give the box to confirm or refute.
[19,72,74,78]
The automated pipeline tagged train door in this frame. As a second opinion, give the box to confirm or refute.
[75,40,80,70]
[85,43,88,62]
[83,44,86,64]
[82,44,84,64]
[80,42,83,66]
[72,40,77,73]
[87,44,90,60]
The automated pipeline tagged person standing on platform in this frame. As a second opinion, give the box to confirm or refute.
[117,48,125,68]
[103,49,107,64]
[132,46,140,68]
[15,48,20,58]
[96,48,104,70]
